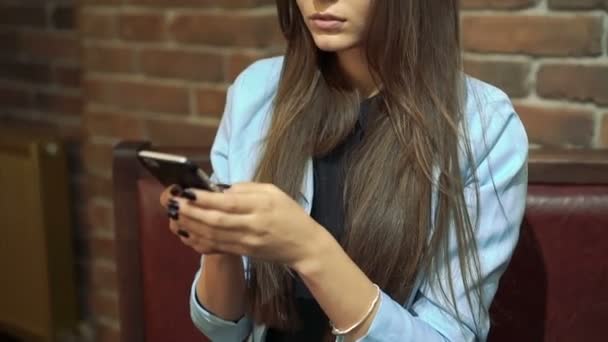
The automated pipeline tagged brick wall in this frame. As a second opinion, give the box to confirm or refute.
[0,0,81,132]
[462,0,608,147]
[1,0,607,341]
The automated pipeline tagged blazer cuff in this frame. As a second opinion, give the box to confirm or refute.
[190,269,252,341]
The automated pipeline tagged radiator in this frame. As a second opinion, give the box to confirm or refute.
[0,132,78,341]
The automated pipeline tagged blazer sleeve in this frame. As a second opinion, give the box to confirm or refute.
[355,95,528,342]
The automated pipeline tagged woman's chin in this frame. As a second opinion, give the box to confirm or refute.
[312,36,356,53]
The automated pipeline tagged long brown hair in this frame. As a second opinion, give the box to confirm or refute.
[248,0,483,337]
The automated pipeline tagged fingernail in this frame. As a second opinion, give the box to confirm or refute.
[168,208,179,220]
[218,183,231,191]
[170,185,183,196]
[177,229,190,238]
[168,203,179,214]
[181,189,197,201]
[168,199,179,208]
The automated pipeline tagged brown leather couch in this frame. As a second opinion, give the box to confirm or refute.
[113,141,608,342]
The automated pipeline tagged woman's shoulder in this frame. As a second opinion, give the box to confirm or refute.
[461,75,529,180]
[220,56,284,137]
[463,75,514,120]
[223,56,284,124]
[463,74,527,140]
[232,56,284,95]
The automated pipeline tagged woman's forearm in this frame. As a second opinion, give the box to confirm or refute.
[293,226,380,341]
[197,254,247,321]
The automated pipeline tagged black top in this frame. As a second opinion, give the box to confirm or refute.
[266,98,374,341]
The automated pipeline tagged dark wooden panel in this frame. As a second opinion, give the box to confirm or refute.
[529,148,608,185]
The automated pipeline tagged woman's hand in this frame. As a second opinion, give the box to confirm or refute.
[160,185,219,255]
[160,183,327,267]
[161,184,380,340]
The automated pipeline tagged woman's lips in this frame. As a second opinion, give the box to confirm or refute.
[311,18,344,30]
[309,13,346,31]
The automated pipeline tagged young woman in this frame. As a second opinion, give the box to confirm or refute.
[160,1,528,341]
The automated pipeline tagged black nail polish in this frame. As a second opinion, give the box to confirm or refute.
[168,199,179,208]
[218,183,231,191]
[177,229,190,238]
[170,185,183,196]
[168,208,179,220]
[167,207,179,220]
[181,189,197,201]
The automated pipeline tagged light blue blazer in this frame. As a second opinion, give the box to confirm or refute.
[189,57,529,342]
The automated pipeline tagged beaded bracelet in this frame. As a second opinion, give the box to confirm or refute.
[330,284,381,336]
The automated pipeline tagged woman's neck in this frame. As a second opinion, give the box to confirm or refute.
[336,48,379,98]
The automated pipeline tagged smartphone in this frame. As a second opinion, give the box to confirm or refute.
[137,150,222,192]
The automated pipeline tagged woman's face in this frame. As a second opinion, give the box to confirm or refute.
[296,0,371,52]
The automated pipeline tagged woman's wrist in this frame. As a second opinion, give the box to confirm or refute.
[198,253,246,321]
[291,222,340,277]
[204,253,243,265]
[289,222,381,340]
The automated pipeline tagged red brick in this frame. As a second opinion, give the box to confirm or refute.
[81,0,123,5]
[84,112,116,138]
[82,142,114,177]
[464,58,531,98]
[90,261,117,291]
[84,174,113,199]
[125,0,275,8]
[53,65,82,88]
[144,119,218,146]
[34,91,83,116]
[225,51,267,81]
[462,15,603,57]
[537,64,608,106]
[0,5,47,28]
[96,321,120,342]
[0,85,31,107]
[139,48,224,81]
[515,104,595,147]
[196,87,227,117]
[549,0,608,10]
[95,317,121,342]
[85,110,146,140]
[19,31,80,63]
[80,10,119,39]
[90,235,116,260]
[601,114,608,147]
[119,13,165,41]
[461,0,536,9]
[52,6,76,30]
[86,78,190,114]
[0,31,17,53]
[15,120,81,141]
[84,45,137,73]
[87,199,115,234]
[90,291,119,319]
[0,61,52,84]
[169,13,283,48]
